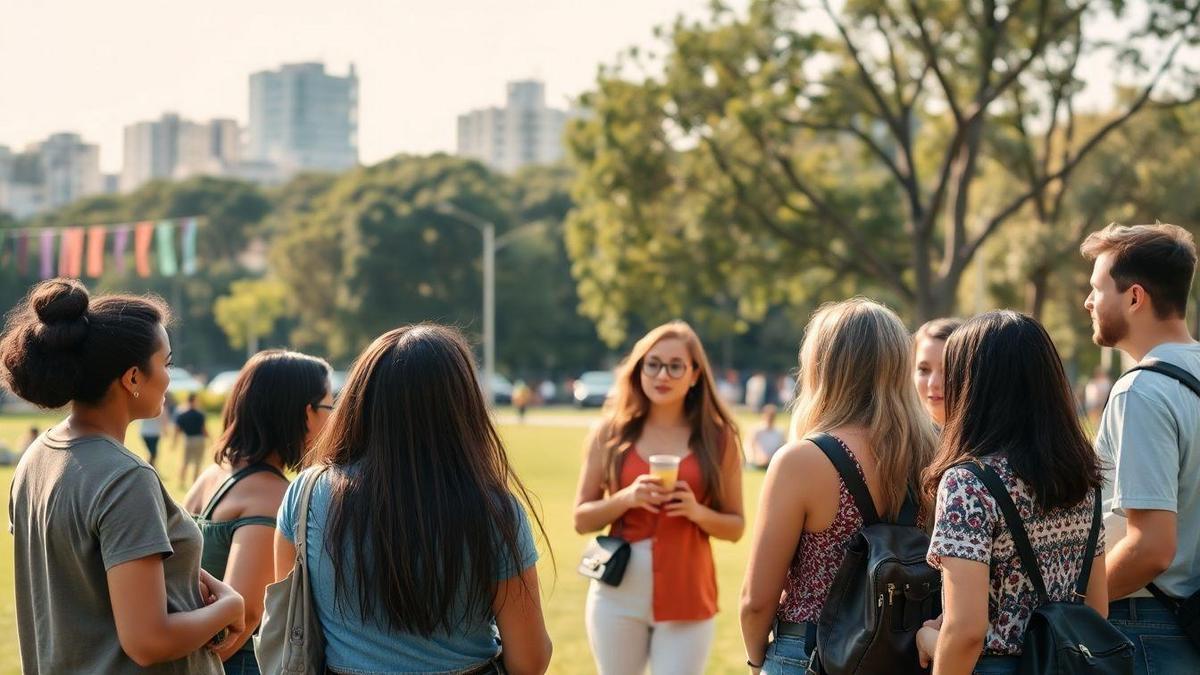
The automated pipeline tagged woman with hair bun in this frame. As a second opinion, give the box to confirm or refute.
[3,278,242,674]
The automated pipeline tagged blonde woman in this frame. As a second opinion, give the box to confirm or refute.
[912,318,963,427]
[574,321,744,675]
[740,299,938,673]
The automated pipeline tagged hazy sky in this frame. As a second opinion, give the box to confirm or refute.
[0,0,724,172]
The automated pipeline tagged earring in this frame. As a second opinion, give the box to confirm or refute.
[133,391,140,399]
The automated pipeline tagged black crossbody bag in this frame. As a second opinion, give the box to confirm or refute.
[577,534,631,586]
[1123,358,1200,648]
[960,462,1133,674]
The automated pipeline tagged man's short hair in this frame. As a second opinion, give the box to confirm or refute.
[1081,223,1197,319]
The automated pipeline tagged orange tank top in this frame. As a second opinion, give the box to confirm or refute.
[612,448,718,621]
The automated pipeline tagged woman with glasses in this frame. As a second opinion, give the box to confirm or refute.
[183,350,333,674]
[574,321,745,674]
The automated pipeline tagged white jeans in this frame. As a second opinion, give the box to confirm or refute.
[585,540,716,675]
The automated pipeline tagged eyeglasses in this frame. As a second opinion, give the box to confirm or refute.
[314,403,335,412]
[642,358,691,379]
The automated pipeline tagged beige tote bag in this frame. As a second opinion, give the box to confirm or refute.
[255,464,329,674]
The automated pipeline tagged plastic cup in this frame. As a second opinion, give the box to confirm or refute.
[648,454,681,491]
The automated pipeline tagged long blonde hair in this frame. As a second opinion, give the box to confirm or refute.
[601,321,740,510]
[790,299,937,519]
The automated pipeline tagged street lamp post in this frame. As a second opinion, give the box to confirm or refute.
[436,203,497,405]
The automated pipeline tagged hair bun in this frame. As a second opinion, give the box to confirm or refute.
[30,279,90,351]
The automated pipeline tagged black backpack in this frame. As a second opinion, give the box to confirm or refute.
[959,461,1133,674]
[803,433,941,675]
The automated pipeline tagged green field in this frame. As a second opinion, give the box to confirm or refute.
[0,411,767,674]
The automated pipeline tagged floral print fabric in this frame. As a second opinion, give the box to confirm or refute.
[927,455,1104,656]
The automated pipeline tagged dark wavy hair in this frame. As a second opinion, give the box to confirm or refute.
[213,350,331,470]
[308,324,547,635]
[922,311,1102,510]
[0,278,170,408]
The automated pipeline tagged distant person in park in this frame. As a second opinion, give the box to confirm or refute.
[270,325,551,674]
[775,374,796,411]
[141,394,172,468]
[912,317,963,427]
[183,350,332,674]
[513,380,533,422]
[717,368,743,406]
[1084,365,1114,426]
[916,312,1108,674]
[574,321,744,675]
[1082,223,1200,672]
[741,299,936,673]
[744,371,768,411]
[19,425,40,452]
[3,278,242,673]
[176,392,209,487]
[747,404,785,469]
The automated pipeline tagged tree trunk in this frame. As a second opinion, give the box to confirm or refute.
[1026,266,1051,320]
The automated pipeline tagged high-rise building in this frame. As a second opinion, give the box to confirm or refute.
[35,133,102,210]
[121,113,242,191]
[456,80,570,173]
[247,62,358,175]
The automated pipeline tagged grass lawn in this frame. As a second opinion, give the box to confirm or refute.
[0,409,768,674]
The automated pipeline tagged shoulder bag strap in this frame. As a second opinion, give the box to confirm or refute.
[294,464,329,562]
[1124,358,1200,399]
[1073,486,1103,600]
[958,461,1051,606]
[808,433,879,526]
[897,487,920,528]
[200,463,283,520]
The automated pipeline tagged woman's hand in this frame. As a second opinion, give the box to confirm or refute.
[617,474,670,513]
[664,480,703,520]
[917,616,943,668]
[199,569,246,652]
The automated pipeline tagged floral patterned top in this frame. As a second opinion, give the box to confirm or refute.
[927,455,1104,656]
[778,435,866,623]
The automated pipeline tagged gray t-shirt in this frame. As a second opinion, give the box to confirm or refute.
[1096,342,1200,599]
[8,430,221,674]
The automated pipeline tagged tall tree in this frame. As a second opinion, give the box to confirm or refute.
[567,0,1200,342]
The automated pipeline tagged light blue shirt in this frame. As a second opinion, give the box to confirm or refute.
[1097,342,1200,599]
[278,466,539,674]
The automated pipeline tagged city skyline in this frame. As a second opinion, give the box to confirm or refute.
[0,0,724,173]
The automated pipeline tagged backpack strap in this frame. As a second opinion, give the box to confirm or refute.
[957,461,1051,606]
[897,488,920,528]
[1074,486,1103,599]
[808,433,879,527]
[200,463,287,520]
[1124,358,1200,399]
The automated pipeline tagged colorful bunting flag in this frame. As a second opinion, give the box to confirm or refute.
[39,230,55,279]
[15,233,28,276]
[58,227,85,278]
[86,226,106,277]
[134,221,155,278]
[156,220,177,277]
[182,217,198,275]
[112,225,130,274]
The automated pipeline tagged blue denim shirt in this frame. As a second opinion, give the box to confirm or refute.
[278,467,538,674]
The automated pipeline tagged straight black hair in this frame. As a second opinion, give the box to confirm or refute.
[308,324,547,635]
[213,350,331,470]
[923,311,1102,510]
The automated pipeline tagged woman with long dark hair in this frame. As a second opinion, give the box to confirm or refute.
[574,321,744,674]
[917,311,1107,674]
[4,279,242,673]
[183,350,332,674]
[270,324,551,674]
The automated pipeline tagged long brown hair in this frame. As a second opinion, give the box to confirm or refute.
[921,311,1102,510]
[600,322,739,510]
[307,324,546,635]
[790,299,937,519]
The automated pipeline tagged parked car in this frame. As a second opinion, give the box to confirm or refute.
[206,370,242,397]
[489,373,514,405]
[574,370,615,408]
[166,367,204,396]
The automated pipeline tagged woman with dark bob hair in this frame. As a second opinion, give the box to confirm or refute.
[916,311,1107,674]
[183,349,333,673]
[3,278,242,673]
[268,324,552,674]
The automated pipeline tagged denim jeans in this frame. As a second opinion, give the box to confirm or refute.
[1110,597,1200,675]
[223,649,261,675]
[761,631,809,674]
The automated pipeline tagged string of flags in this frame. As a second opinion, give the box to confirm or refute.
[0,217,202,280]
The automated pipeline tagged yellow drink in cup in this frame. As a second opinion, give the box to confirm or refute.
[648,454,681,491]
